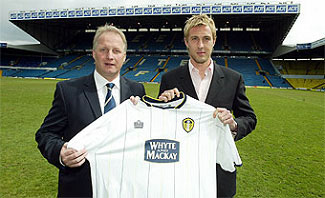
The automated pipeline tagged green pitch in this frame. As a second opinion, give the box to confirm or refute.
[0,77,324,197]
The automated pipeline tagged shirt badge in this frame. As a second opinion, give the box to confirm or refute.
[182,118,194,133]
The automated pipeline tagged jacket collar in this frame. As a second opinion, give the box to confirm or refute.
[178,62,225,103]
[83,73,102,118]
[205,63,225,105]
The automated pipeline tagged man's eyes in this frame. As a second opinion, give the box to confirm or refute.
[99,48,122,53]
[191,37,211,41]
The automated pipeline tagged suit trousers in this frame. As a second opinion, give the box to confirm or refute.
[217,163,236,198]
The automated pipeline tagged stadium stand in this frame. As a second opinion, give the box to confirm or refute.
[227,32,253,52]
[273,60,324,89]
[121,55,171,82]
[0,50,293,88]
[170,31,186,50]
[272,38,325,90]
[1,54,56,67]
[3,2,323,91]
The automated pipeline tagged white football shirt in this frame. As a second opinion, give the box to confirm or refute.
[68,93,242,198]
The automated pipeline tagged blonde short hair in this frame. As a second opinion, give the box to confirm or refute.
[92,24,127,52]
[184,14,216,40]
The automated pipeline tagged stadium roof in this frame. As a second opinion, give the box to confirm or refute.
[273,37,325,59]
[8,3,300,55]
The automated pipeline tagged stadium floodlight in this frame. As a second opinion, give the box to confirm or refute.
[172,28,182,32]
[139,28,148,32]
[150,28,159,32]
[220,27,231,31]
[311,58,325,61]
[161,28,171,32]
[233,27,243,31]
[246,27,260,31]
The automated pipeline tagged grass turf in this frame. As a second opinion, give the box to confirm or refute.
[0,77,324,197]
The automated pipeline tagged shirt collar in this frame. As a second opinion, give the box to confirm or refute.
[188,58,214,76]
[94,70,120,90]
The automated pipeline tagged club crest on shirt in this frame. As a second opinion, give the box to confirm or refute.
[144,139,179,163]
[182,118,194,133]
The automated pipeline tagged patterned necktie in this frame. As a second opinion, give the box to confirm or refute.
[104,83,116,114]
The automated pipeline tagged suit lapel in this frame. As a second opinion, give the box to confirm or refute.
[83,73,102,118]
[178,65,198,100]
[83,75,130,118]
[205,63,225,105]
[120,76,131,102]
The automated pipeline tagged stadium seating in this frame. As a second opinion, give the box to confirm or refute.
[33,30,276,54]
[0,55,13,66]
[171,32,186,50]
[73,33,93,50]
[284,79,324,89]
[2,52,295,88]
[122,55,170,82]
[0,54,57,67]
[14,69,49,78]
[39,69,70,78]
[257,58,291,87]
[3,30,313,89]
[144,32,172,51]
[275,60,324,75]
[57,64,94,79]
[227,32,253,51]
[251,32,272,52]
[44,56,95,79]
[227,58,265,86]
[2,69,22,76]
[273,60,325,89]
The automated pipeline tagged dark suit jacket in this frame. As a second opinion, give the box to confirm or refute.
[159,63,257,197]
[36,73,145,197]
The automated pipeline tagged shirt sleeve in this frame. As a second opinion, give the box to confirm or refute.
[216,119,242,172]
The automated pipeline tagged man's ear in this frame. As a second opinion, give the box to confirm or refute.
[123,52,126,63]
[213,36,217,46]
[92,50,95,60]
[184,37,189,48]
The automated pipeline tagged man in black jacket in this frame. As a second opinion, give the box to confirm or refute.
[159,14,257,197]
[36,25,145,197]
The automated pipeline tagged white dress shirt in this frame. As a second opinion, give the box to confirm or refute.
[188,59,214,102]
[94,70,121,114]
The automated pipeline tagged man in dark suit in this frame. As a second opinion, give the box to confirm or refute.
[36,25,145,197]
[159,14,257,197]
